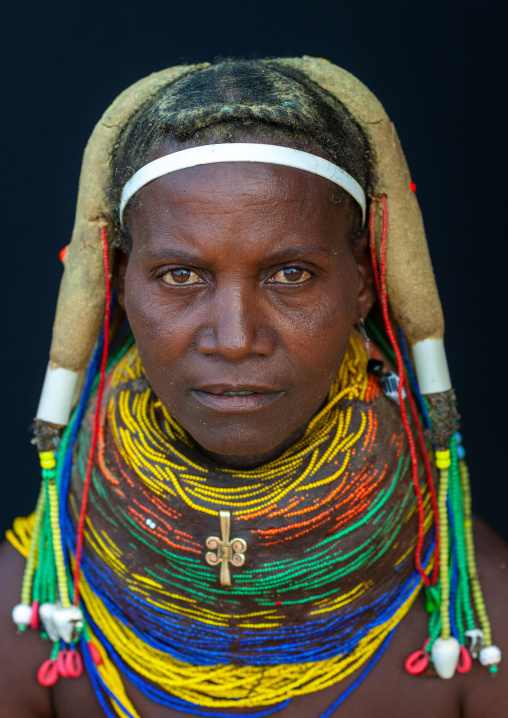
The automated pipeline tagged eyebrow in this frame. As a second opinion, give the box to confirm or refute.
[138,247,205,264]
[138,245,333,264]
[261,246,333,263]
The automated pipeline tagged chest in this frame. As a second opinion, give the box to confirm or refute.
[50,602,465,718]
[50,662,464,718]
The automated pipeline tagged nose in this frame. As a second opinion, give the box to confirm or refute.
[197,283,274,361]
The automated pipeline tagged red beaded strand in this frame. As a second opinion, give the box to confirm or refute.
[369,196,439,586]
[73,226,111,606]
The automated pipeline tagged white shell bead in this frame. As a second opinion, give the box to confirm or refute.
[465,628,484,658]
[479,645,502,666]
[12,603,32,626]
[52,604,84,644]
[431,637,460,679]
[39,602,61,642]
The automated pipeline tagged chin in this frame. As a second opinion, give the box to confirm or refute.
[190,426,291,460]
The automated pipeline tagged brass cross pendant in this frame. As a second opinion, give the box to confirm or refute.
[205,511,247,587]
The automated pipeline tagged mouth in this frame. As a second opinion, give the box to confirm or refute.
[221,390,255,396]
[191,385,285,413]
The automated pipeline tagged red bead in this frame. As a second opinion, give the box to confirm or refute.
[37,659,59,687]
[456,645,472,674]
[56,650,68,677]
[87,640,102,666]
[409,181,417,193]
[59,246,68,262]
[30,601,40,630]
[404,649,429,675]
[275,601,282,607]
[65,649,83,678]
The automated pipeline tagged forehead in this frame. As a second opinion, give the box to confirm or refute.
[129,161,342,231]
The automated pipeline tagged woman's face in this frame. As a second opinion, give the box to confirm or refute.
[117,148,375,462]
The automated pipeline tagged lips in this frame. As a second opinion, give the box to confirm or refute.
[191,385,284,412]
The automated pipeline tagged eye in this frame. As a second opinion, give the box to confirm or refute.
[269,267,312,284]
[160,268,203,286]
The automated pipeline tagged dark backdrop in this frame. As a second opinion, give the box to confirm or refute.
[1,0,507,539]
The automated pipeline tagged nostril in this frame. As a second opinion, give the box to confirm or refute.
[196,328,218,356]
[196,324,274,360]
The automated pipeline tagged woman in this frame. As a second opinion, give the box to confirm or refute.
[0,57,506,717]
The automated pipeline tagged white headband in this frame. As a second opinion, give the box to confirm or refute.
[119,143,366,226]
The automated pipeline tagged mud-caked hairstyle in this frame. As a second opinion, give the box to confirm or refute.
[109,59,373,250]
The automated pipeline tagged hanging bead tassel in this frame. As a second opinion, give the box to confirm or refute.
[12,225,111,678]
[459,459,501,673]
[405,430,501,678]
[429,448,461,679]
[12,482,46,631]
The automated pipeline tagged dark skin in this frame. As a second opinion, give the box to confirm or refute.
[1,139,507,716]
[117,147,374,465]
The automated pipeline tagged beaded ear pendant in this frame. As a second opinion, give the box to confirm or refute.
[367,359,406,406]
[381,371,406,406]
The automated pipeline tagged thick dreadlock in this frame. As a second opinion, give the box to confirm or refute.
[108,59,372,250]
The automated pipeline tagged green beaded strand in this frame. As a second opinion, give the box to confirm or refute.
[437,463,451,641]
[20,483,46,607]
[448,437,476,641]
[459,460,492,648]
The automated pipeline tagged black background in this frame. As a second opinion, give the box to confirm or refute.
[1,1,507,539]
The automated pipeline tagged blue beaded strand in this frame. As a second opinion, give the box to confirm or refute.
[319,627,396,718]
[398,328,431,430]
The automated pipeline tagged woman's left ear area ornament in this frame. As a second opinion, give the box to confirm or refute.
[36,364,80,427]
[33,245,80,429]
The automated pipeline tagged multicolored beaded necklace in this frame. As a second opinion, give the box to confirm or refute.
[11,330,434,717]
[8,211,500,717]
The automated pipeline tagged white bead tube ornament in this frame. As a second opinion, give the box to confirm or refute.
[36,364,80,426]
[411,338,452,395]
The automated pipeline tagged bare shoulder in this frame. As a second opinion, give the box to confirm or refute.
[461,518,508,718]
[0,541,53,718]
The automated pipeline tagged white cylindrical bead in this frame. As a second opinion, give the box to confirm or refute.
[411,338,452,395]
[36,363,80,426]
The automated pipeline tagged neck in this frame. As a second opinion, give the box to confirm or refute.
[195,423,309,470]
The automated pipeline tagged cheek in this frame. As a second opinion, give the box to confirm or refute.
[282,270,359,368]
[123,268,193,366]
